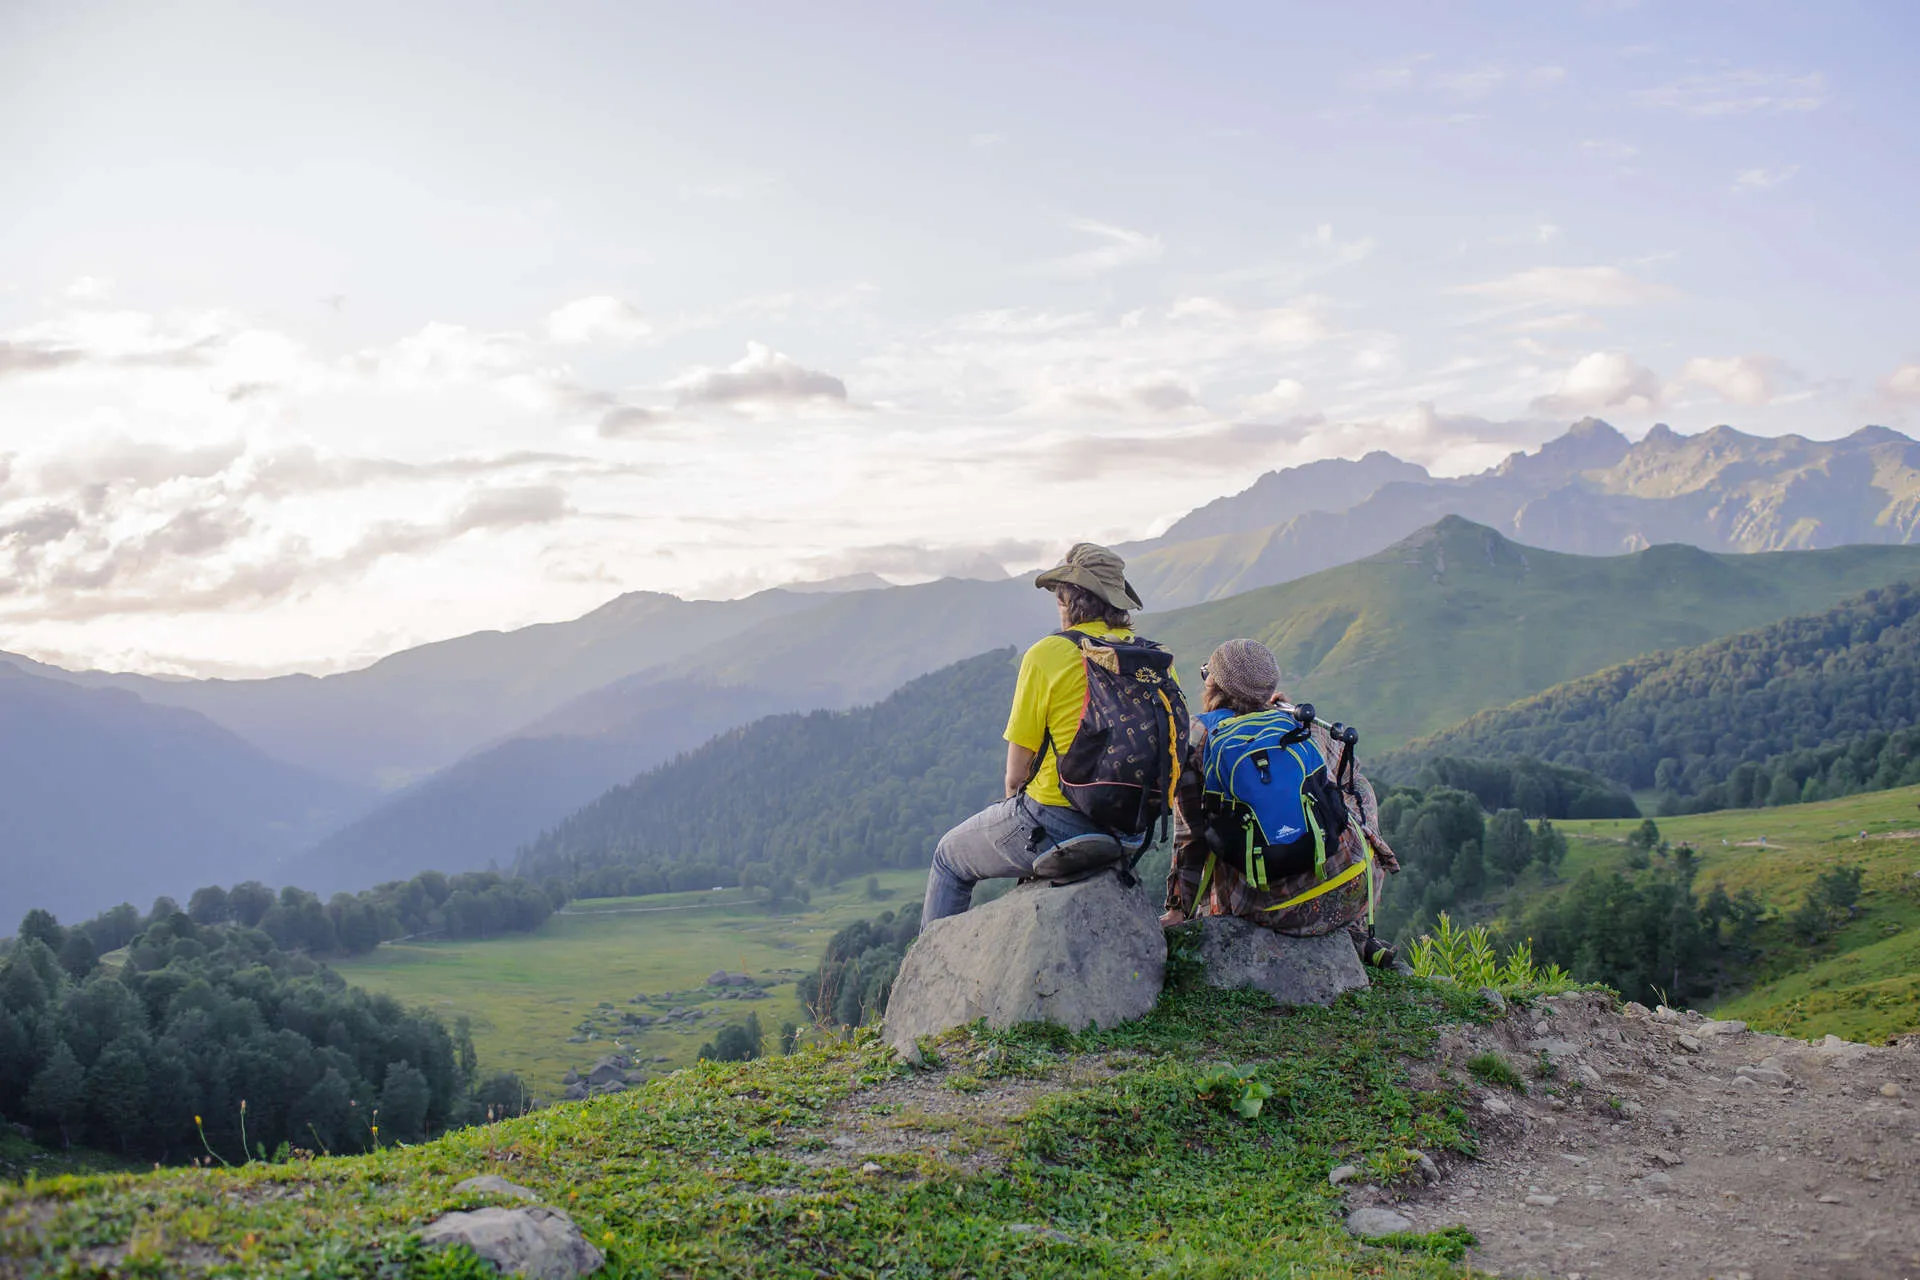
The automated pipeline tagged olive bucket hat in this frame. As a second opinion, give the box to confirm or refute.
[1033,542,1145,612]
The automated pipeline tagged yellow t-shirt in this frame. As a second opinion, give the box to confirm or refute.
[1005,622,1179,809]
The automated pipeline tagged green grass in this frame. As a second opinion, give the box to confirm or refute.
[0,1133,139,1186]
[332,871,929,1095]
[1548,784,1920,1043]
[1464,1052,1524,1093]
[0,974,1493,1278]
[1144,518,1920,751]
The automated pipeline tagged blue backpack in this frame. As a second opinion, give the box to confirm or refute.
[1196,705,1351,889]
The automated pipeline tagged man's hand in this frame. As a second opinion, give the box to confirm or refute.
[1159,906,1188,928]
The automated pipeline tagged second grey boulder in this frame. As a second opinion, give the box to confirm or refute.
[1192,916,1369,1007]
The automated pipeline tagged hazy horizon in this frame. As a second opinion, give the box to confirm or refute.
[4,1,1917,677]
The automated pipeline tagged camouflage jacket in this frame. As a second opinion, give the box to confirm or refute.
[1164,705,1399,936]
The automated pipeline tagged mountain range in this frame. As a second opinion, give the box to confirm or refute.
[11,418,1920,921]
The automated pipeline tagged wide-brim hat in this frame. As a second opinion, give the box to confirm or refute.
[1034,541,1145,612]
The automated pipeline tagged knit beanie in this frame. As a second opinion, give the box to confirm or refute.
[1206,638,1281,708]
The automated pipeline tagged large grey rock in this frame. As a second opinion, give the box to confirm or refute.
[883,870,1164,1057]
[419,1205,604,1279]
[1193,916,1369,1006]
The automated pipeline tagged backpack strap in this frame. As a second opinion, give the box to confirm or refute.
[1259,855,1368,915]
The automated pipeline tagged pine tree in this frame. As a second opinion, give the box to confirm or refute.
[26,1041,86,1148]
[1485,809,1533,885]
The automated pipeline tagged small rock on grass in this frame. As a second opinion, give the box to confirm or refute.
[1007,1223,1075,1245]
[1346,1207,1414,1238]
[859,1161,883,1174]
[1476,986,1508,1014]
[1412,1151,1441,1184]
[1329,1164,1361,1186]
[453,1175,539,1201]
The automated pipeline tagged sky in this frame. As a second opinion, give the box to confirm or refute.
[2,0,1918,676]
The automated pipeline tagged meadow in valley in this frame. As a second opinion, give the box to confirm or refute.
[332,870,930,1095]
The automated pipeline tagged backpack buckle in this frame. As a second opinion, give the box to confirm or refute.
[1250,748,1272,786]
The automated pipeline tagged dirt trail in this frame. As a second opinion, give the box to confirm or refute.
[1350,992,1920,1280]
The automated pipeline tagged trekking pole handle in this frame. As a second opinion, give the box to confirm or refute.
[1281,701,1358,748]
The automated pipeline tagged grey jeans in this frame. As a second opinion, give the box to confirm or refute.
[920,794,1103,926]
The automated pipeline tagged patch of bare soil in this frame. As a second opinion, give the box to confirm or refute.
[1347,992,1920,1280]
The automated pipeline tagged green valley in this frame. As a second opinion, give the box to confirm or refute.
[1549,789,1920,1044]
[333,871,930,1095]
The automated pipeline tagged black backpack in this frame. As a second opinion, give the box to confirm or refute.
[1035,630,1190,837]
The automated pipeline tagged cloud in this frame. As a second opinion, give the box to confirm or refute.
[1050,220,1164,275]
[65,276,113,301]
[1241,379,1307,416]
[1633,70,1825,116]
[545,295,652,345]
[670,342,848,411]
[1531,351,1662,415]
[595,405,670,438]
[969,132,1006,148]
[0,506,81,549]
[1676,355,1781,406]
[1732,165,1800,193]
[1033,376,1203,420]
[1460,265,1678,307]
[0,340,84,377]
[1882,363,1920,404]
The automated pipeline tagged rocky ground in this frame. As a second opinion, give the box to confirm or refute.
[1347,991,1920,1280]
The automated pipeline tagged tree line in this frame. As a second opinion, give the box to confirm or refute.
[1,906,531,1159]
[170,868,558,958]
[1398,581,1920,816]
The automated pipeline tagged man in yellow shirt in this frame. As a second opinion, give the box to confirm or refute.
[921,542,1180,924]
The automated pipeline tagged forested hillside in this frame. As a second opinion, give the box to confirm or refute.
[0,908,526,1161]
[1391,581,1920,813]
[1142,516,1920,751]
[515,650,1015,897]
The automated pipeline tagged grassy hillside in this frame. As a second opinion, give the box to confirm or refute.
[333,870,930,1095]
[1142,516,1920,752]
[1388,578,1920,805]
[1530,787,1920,1043]
[0,976,1490,1277]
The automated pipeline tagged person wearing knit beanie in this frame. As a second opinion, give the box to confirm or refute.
[1203,638,1281,713]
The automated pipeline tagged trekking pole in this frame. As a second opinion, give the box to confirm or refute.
[1281,702,1360,751]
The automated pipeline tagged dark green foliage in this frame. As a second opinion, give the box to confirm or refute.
[1517,856,1739,1006]
[1485,809,1533,886]
[1532,818,1567,876]
[516,650,1017,896]
[1409,756,1638,819]
[186,885,232,925]
[1788,864,1867,942]
[1396,582,1920,814]
[698,1012,764,1063]
[16,910,63,954]
[0,909,506,1161]
[1375,786,1486,938]
[797,909,920,1027]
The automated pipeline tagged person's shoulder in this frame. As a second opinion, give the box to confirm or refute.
[1020,630,1081,664]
